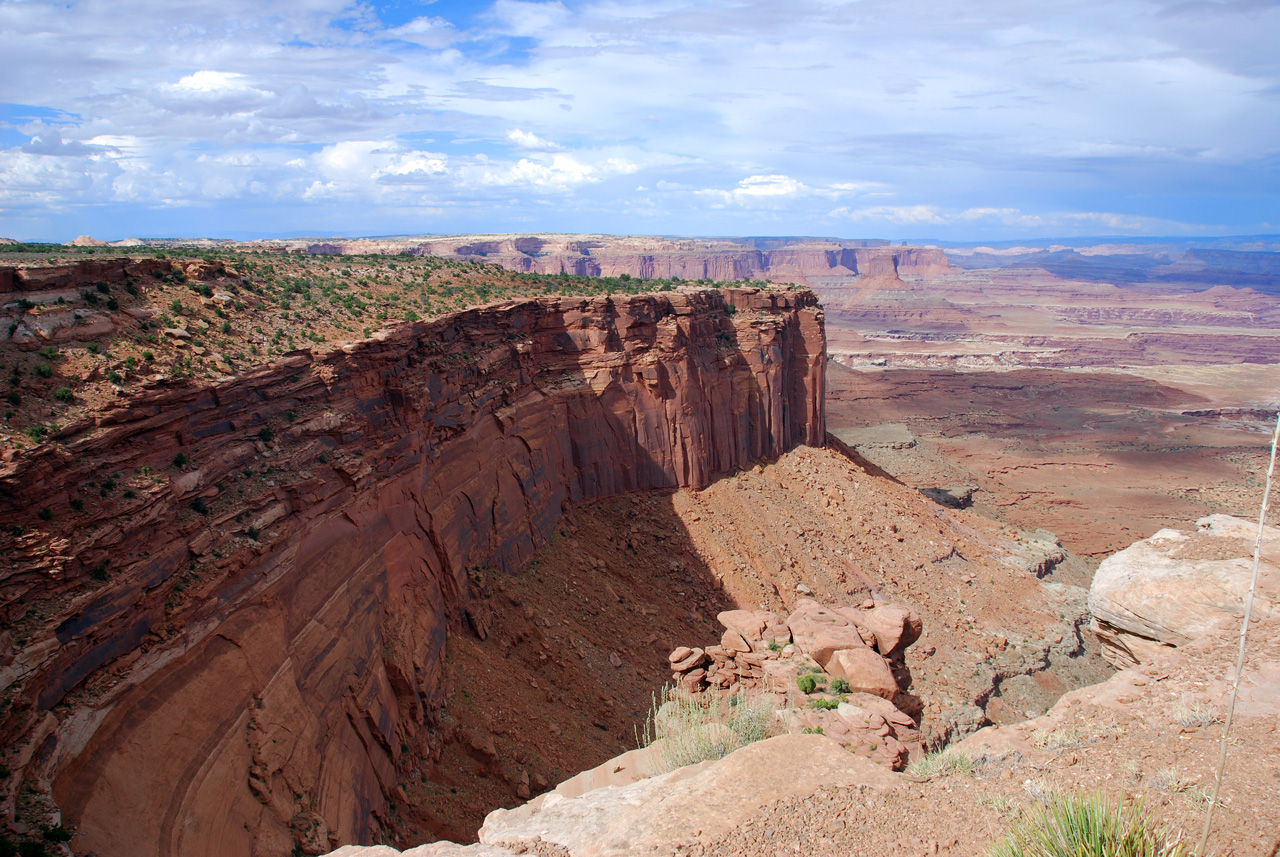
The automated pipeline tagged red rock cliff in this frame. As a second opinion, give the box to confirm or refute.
[0,288,824,857]
[291,236,951,286]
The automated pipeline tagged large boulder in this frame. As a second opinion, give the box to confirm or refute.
[786,599,869,667]
[717,609,789,647]
[1089,515,1280,668]
[835,603,922,655]
[825,647,898,699]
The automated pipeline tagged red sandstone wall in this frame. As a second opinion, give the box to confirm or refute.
[0,288,824,857]
[393,238,950,285]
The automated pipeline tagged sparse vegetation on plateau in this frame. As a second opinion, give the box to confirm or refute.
[639,686,780,772]
[907,747,974,779]
[1,246,774,455]
[985,791,1191,857]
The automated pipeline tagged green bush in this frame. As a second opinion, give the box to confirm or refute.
[53,387,72,402]
[41,826,72,844]
[811,697,840,710]
[830,677,851,694]
[986,791,1190,857]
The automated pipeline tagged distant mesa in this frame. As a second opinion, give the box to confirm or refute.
[260,233,954,289]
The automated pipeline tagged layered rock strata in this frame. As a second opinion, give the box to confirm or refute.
[1089,514,1280,668]
[284,235,950,286]
[1,257,226,350]
[0,288,825,856]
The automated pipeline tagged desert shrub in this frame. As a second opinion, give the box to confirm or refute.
[1172,701,1220,730]
[639,686,780,772]
[258,426,274,443]
[907,747,974,779]
[35,363,52,378]
[811,697,840,710]
[986,791,1190,857]
[830,677,851,694]
[41,826,71,844]
[53,387,72,402]
[796,673,819,694]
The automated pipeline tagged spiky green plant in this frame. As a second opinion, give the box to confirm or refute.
[986,791,1191,857]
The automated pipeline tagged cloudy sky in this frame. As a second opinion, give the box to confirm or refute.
[1,0,1278,241]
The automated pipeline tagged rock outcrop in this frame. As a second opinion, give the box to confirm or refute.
[666,598,922,769]
[0,288,825,856]
[1,257,227,350]
[1089,514,1280,668]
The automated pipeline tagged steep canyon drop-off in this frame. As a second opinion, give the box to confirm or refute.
[0,288,825,856]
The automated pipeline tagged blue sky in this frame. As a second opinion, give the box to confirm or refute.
[0,0,1278,241]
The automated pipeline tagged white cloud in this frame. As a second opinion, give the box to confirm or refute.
[507,128,563,151]
[832,205,949,225]
[173,71,248,93]
[0,0,1276,237]
[482,153,596,189]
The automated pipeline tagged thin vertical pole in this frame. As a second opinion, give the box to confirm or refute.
[1196,411,1280,854]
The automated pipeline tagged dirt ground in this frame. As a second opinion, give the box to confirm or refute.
[826,362,1276,559]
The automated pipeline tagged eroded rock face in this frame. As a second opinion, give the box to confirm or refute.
[1089,514,1280,668]
[0,288,825,856]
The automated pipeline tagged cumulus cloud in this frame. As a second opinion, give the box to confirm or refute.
[0,0,1276,238]
[507,129,563,151]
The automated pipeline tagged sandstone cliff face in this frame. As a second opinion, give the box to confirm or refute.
[0,288,824,857]
[292,236,950,286]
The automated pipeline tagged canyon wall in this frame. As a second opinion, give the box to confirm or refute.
[0,288,825,857]
[296,236,951,285]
